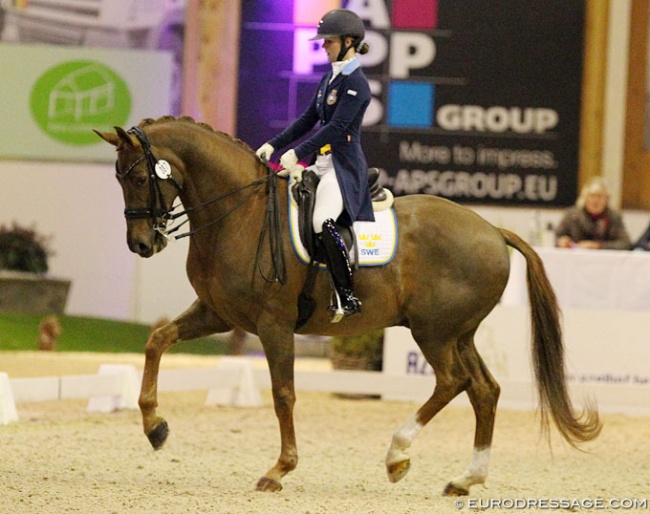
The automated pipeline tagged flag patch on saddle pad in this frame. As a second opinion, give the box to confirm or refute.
[288,191,398,267]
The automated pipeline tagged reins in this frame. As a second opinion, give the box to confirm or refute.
[116,125,286,284]
[256,163,286,284]
[164,175,268,240]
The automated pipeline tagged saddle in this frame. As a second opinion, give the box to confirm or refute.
[291,167,388,259]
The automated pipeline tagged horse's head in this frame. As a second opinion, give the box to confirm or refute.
[94,125,183,258]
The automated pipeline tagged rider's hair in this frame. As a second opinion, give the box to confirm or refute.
[356,41,370,55]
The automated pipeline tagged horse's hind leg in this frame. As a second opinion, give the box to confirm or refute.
[443,338,500,496]
[386,332,470,484]
[139,299,233,450]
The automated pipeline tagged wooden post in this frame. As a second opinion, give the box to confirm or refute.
[181,0,242,134]
[579,0,609,188]
[622,0,650,208]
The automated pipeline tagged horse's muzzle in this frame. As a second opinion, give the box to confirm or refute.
[129,237,154,257]
[127,225,168,257]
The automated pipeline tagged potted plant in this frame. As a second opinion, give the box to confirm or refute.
[0,223,71,315]
[328,329,384,399]
[328,329,384,372]
[0,223,50,273]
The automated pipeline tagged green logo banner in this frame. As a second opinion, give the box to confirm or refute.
[0,44,173,162]
[30,60,132,146]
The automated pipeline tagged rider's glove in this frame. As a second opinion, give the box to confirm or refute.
[279,150,303,183]
[255,142,274,161]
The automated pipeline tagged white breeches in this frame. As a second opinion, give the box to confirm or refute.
[310,154,344,234]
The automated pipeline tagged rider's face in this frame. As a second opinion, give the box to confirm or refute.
[323,37,342,63]
[322,36,353,63]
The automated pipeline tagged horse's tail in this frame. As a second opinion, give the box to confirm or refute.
[499,228,602,448]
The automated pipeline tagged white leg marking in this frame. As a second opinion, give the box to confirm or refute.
[386,414,424,466]
[450,447,491,491]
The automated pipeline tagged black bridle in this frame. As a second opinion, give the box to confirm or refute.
[119,126,183,225]
[115,125,286,283]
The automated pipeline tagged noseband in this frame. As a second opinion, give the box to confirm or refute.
[116,126,182,226]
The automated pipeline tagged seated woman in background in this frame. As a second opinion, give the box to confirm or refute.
[632,222,650,250]
[555,176,632,250]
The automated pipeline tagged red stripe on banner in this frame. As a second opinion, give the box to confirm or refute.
[392,0,438,30]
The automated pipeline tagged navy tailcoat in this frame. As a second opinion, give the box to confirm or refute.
[269,58,374,225]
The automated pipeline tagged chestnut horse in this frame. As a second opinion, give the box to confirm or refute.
[95,116,600,496]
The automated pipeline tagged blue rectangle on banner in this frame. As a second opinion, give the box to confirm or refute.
[388,82,434,128]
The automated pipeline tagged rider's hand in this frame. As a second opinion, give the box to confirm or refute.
[289,165,305,184]
[256,143,274,161]
[280,149,298,171]
[280,150,304,183]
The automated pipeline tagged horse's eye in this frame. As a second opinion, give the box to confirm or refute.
[134,175,147,188]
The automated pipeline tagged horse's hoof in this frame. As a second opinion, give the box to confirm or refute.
[256,476,283,492]
[442,482,469,496]
[147,420,169,450]
[386,458,410,483]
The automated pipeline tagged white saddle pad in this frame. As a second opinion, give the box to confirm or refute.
[288,189,398,266]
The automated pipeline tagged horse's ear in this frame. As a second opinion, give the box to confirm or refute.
[93,127,136,150]
[93,129,119,147]
[114,126,137,149]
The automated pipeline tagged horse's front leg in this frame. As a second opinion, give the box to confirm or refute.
[255,320,297,492]
[139,298,233,450]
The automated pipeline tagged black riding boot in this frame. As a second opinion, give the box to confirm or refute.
[320,218,361,323]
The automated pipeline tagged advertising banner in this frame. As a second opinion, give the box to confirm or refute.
[236,0,585,206]
[0,0,185,162]
[0,44,173,162]
[383,308,650,416]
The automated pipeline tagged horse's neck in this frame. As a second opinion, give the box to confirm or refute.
[179,131,259,201]
[177,136,268,246]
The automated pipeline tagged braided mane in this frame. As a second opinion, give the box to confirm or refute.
[138,115,258,157]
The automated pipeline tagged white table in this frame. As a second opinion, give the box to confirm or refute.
[501,247,650,311]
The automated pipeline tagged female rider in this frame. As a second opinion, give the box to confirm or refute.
[256,8,374,322]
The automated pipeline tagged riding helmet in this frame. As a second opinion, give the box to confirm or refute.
[309,9,365,41]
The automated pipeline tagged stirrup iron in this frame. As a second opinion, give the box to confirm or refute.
[328,289,362,323]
